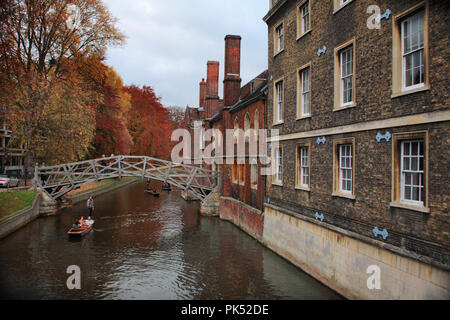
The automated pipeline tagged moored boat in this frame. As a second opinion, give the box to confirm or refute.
[146,190,160,197]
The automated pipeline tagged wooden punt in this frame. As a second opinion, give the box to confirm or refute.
[67,223,94,237]
[146,190,160,197]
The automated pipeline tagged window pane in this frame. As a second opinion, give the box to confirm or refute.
[411,142,418,155]
[413,172,419,186]
[404,185,412,200]
[411,157,418,171]
[403,142,410,155]
[405,172,412,185]
[412,186,420,201]
[402,156,408,171]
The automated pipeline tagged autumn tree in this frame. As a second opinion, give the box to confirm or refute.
[0,0,124,172]
[91,66,132,157]
[166,105,187,129]
[124,85,173,160]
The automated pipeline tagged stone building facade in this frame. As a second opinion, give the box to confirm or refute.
[263,0,449,299]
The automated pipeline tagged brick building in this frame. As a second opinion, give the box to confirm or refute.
[262,0,449,299]
[186,35,269,237]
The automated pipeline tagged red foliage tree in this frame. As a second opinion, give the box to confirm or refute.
[92,66,132,157]
[124,85,173,160]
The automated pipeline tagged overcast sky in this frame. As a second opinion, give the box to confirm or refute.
[103,0,269,108]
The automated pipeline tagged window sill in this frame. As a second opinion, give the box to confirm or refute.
[391,85,430,99]
[296,115,311,120]
[296,29,311,41]
[274,49,285,58]
[390,202,430,214]
[332,192,355,200]
[272,121,284,126]
[272,181,283,187]
[333,103,357,112]
[295,186,310,192]
[333,0,353,15]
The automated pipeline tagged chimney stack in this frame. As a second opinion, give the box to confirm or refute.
[199,78,206,109]
[223,35,242,108]
[206,61,220,118]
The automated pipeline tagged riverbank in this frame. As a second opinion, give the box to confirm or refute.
[0,189,38,221]
[66,177,141,204]
[0,191,41,240]
[0,177,141,239]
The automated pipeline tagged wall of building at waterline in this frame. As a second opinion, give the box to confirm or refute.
[262,206,450,300]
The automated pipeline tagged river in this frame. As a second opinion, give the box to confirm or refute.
[0,181,342,300]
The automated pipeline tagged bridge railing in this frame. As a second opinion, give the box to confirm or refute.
[34,155,218,201]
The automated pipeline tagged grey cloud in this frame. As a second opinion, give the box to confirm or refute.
[104,0,268,107]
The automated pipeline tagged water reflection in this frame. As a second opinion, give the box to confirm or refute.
[0,181,342,300]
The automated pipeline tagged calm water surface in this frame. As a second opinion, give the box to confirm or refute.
[0,181,342,300]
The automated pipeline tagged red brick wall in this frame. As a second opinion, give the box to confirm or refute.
[224,99,265,210]
[219,197,264,241]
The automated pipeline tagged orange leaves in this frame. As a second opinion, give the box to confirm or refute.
[123,85,173,160]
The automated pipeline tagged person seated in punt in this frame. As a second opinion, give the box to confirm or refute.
[85,217,94,226]
[72,219,80,229]
[78,217,90,229]
[163,182,171,190]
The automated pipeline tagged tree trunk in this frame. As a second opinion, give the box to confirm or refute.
[23,151,35,186]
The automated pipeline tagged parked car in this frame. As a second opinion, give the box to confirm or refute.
[0,175,19,188]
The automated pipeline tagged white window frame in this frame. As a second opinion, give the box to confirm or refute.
[400,140,425,206]
[274,146,283,184]
[299,146,309,188]
[301,2,310,35]
[401,10,425,91]
[276,24,284,53]
[340,46,353,106]
[274,80,284,124]
[339,144,353,194]
[300,67,311,117]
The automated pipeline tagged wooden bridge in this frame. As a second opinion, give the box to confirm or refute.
[33,155,218,202]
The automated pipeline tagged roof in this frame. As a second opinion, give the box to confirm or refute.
[230,70,268,114]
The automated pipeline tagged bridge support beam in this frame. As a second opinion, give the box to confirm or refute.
[38,188,59,216]
[181,191,199,201]
[200,188,220,216]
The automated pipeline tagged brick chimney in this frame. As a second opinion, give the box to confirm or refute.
[223,35,242,107]
[206,61,220,118]
[199,78,206,109]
